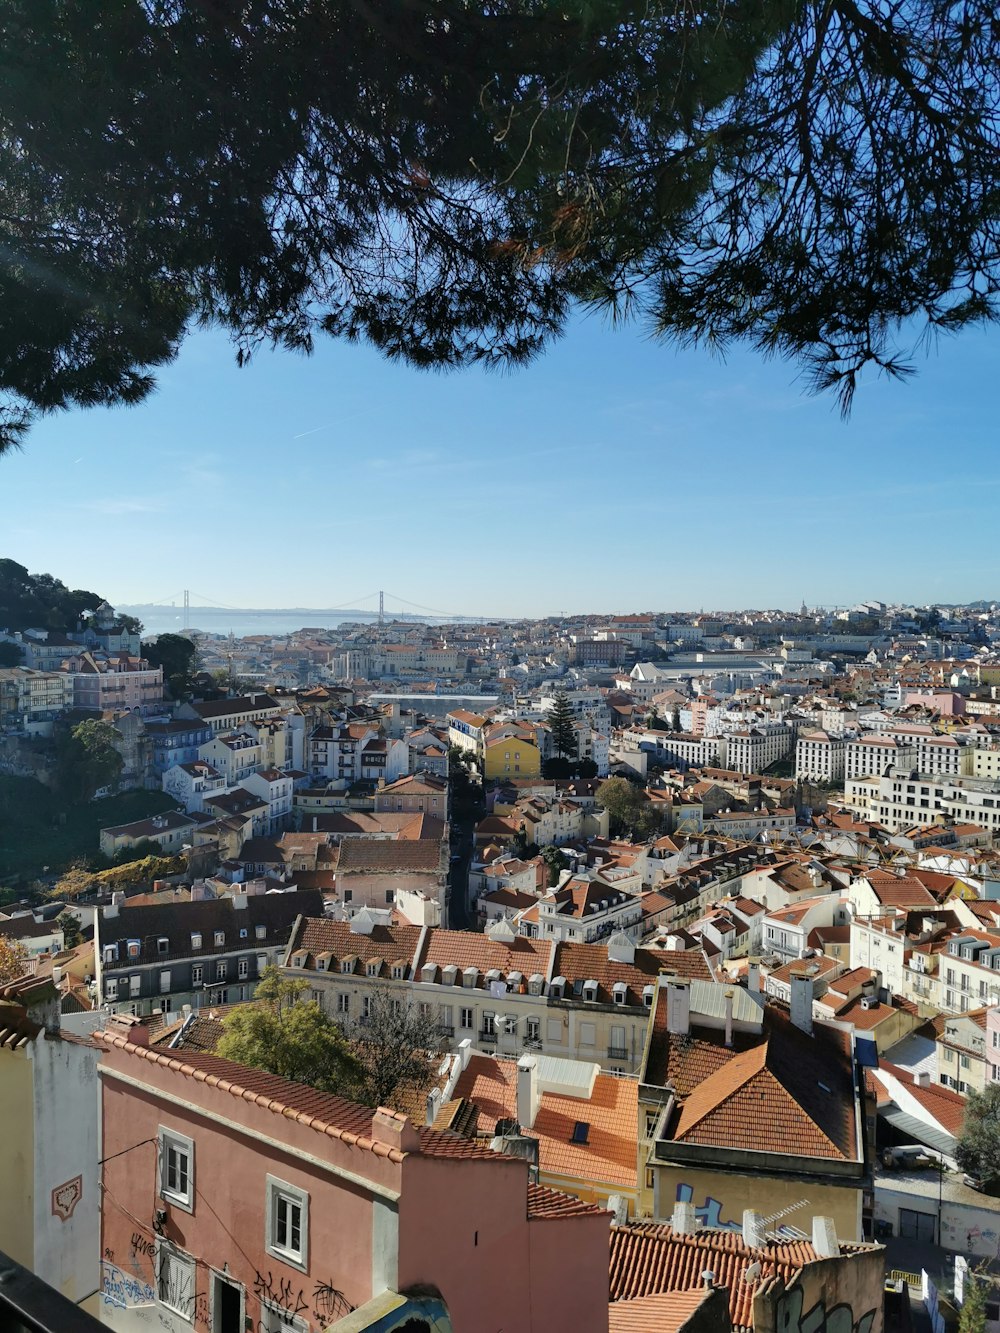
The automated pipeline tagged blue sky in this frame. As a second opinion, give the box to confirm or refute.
[3,312,995,619]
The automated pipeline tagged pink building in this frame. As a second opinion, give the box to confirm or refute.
[62,650,164,714]
[902,689,966,717]
[98,1019,610,1333]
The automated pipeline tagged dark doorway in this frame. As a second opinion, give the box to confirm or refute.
[213,1275,242,1333]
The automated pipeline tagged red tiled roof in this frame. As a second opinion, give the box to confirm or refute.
[420,928,551,979]
[609,1223,846,1332]
[528,1182,606,1220]
[454,1054,638,1189]
[608,1290,715,1333]
[552,940,712,1007]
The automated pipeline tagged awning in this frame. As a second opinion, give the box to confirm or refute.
[880,1105,956,1159]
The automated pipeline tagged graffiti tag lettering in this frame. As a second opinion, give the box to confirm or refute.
[674,1182,741,1231]
[131,1231,156,1260]
[101,1262,155,1310]
[774,1284,876,1333]
[312,1278,354,1323]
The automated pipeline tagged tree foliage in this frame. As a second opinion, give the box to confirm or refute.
[597,776,660,839]
[956,1083,1000,1191]
[0,933,30,985]
[142,633,197,700]
[216,967,362,1094]
[541,844,567,887]
[348,986,442,1111]
[548,691,578,760]
[55,719,124,803]
[56,911,81,949]
[2,0,999,452]
[0,560,100,633]
[0,641,22,666]
[959,1271,990,1333]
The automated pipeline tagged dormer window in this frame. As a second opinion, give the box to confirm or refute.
[528,974,543,997]
[290,951,308,969]
[191,932,202,950]
[583,979,599,1003]
[157,937,169,955]
[214,931,225,947]
[442,965,459,986]
[127,939,141,959]
[462,967,479,989]
[642,985,655,1008]
[340,958,354,974]
[550,976,566,1000]
[239,927,248,939]
[103,944,118,965]
[391,964,405,980]
[255,924,266,940]
[367,962,379,977]
[612,982,628,1006]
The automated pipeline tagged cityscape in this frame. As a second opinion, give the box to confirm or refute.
[3,2,1000,1328]
[2,577,999,1331]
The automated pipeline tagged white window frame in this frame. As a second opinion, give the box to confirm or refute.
[159,1127,194,1213]
[155,1239,195,1321]
[265,1175,309,1271]
[260,1301,308,1333]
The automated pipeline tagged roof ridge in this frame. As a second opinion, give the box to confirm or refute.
[97,1031,407,1162]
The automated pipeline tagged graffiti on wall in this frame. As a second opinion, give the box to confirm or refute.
[101,1262,155,1310]
[674,1182,741,1231]
[774,1284,876,1333]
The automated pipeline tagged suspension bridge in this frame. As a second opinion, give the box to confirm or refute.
[131,589,485,628]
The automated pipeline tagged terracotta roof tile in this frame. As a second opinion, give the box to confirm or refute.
[608,1289,716,1333]
[553,941,712,1007]
[609,1223,866,1332]
[454,1054,639,1190]
[528,1183,606,1219]
[421,929,551,980]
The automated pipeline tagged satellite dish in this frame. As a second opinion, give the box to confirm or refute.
[743,1262,762,1284]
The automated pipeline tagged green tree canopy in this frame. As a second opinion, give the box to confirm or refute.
[956,1084,1000,1192]
[596,776,659,839]
[1,0,999,453]
[216,967,362,1094]
[55,719,124,803]
[0,641,22,666]
[0,560,101,633]
[548,691,578,760]
[143,633,197,699]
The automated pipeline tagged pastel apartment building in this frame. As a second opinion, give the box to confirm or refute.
[97,1022,610,1333]
[62,650,164,714]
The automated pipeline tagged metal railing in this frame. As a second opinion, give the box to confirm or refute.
[0,1250,104,1332]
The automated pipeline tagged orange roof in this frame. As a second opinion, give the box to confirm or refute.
[608,1290,715,1333]
[454,1054,639,1189]
[527,1182,605,1220]
[421,929,551,979]
[609,1223,872,1332]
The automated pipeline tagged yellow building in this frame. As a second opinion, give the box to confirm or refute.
[483,732,541,781]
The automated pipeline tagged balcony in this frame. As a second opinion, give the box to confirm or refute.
[479,1030,497,1043]
[608,1046,628,1061]
[0,1248,104,1331]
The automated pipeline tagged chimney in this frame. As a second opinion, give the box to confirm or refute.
[426,1086,443,1127]
[747,963,760,995]
[104,893,122,921]
[371,1108,420,1154]
[724,988,734,1048]
[914,1070,930,1089]
[672,1200,697,1235]
[105,1013,149,1046]
[790,975,814,1036]
[742,1209,765,1249]
[458,1037,473,1071]
[517,1054,541,1130]
[811,1216,839,1259]
[666,979,691,1036]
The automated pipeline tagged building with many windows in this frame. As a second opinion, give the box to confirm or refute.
[95,889,324,1016]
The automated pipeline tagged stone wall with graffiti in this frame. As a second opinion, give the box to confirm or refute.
[751,1248,885,1333]
[875,1181,1000,1259]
